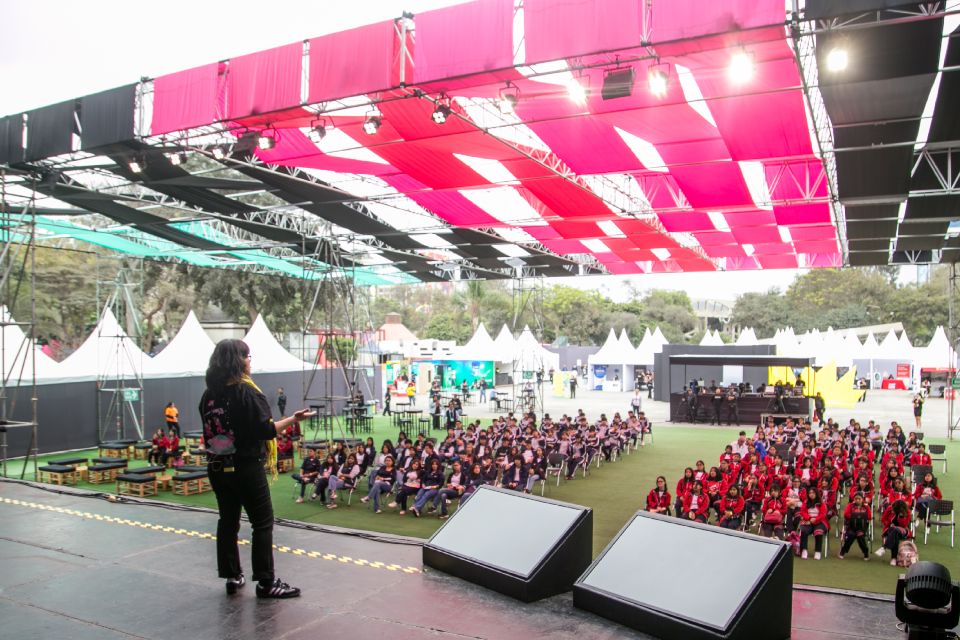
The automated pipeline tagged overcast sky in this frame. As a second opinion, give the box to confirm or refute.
[2,1,882,300]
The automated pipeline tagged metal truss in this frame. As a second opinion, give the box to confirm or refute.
[911,146,960,197]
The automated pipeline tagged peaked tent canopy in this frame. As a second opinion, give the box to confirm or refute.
[243,314,312,373]
[55,307,149,382]
[452,322,496,362]
[144,310,216,378]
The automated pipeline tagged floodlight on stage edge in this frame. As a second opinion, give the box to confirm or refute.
[257,128,277,150]
[128,155,144,174]
[567,73,588,106]
[648,62,669,98]
[363,110,382,135]
[499,81,520,113]
[167,151,187,166]
[826,47,848,72]
[211,143,229,160]
[728,49,755,84]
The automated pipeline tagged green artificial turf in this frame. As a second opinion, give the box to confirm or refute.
[7,418,959,595]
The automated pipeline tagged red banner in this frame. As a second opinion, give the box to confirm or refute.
[896,363,911,378]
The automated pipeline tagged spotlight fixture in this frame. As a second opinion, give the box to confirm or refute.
[363,111,382,135]
[257,129,276,150]
[728,49,755,84]
[826,47,848,72]
[567,76,588,105]
[647,63,669,98]
[309,118,328,142]
[895,561,959,639]
[432,101,453,125]
[167,151,187,166]
[211,144,227,160]
[128,157,143,173]
[498,81,520,113]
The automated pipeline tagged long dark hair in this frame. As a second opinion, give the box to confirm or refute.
[206,339,249,391]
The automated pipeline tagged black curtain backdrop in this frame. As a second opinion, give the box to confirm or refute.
[24,100,76,162]
[80,84,137,150]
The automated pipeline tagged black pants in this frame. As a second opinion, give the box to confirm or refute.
[278,402,286,416]
[840,532,868,557]
[208,461,274,582]
[799,523,827,553]
[166,421,180,437]
[725,404,739,425]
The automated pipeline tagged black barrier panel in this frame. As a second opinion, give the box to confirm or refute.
[0,115,24,165]
[423,485,592,602]
[80,85,137,150]
[574,511,793,640]
[25,100,76,161]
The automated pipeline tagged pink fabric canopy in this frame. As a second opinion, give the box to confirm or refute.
[308,21,398,103]
[152,63,223,135]
[226,43,302,120]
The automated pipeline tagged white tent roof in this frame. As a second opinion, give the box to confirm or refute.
[699,330,723,346]
[589,329,624,365]
[452,322,496,361]
[513,326,560,371]
[243,315,311,373]
[635,329,656,364]
[617,328,634,352]
[56,307,148,381]
[916,326,957,371]
[144,311,215,378]
[0,306,61,382]
[492,325,516,362]
[735,328,758,346]
[651,326,668,352]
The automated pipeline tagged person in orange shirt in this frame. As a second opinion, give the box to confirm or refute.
[165,402,180,436]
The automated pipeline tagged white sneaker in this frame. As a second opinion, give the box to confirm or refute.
[890,559,897,566]
[814,552,821,560]
[295,497,303,503]
[875,548,886,557]
[801,550,808,559]
[388,501,398,509]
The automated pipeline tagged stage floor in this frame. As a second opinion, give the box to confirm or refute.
[0,481,907,640]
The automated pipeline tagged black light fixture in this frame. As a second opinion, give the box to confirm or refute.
[895,561,960,640]
[128,155,144,174]
[601,66,635,101]
[167,151,187,166]
[499,81,520,113]
[309,117,328,142]
[257,128,277,150]
[363,110,382,135]
[432,96,453,125]
[211,144,228,160]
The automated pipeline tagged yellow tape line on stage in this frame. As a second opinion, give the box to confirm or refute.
[0,497,421,574]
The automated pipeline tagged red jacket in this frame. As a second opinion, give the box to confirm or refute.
[681,491,710,519]
[646,489,671,512]
[742,485,764,504]
[760,496,786,524]
[881,506,912,536]
[704,478,726,499]
[881,452,905,473]
[718,495,745,523]
[886,490,914,507]
[909,453,932,466]
[795,466,819,485]
[800,501,830,528]
[166,435,179,451]
[676,477,696,498]
[913,483,942,502]
[843,503,872,534]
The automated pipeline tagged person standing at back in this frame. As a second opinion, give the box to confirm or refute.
[200,339,314,599]
[164,402,180,436]
[276,388,287,417]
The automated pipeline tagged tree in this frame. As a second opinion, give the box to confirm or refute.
[543,286,609,344]
[731,289,791,338]
[195,269,303,335]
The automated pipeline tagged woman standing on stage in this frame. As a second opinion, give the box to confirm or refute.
[200,339,314,598]
[912,394,924,429]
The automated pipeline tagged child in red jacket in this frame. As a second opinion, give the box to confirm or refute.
[838,492,871,560]
[645,476,671,516]
[876,500,912,566]
[759,485,787,540]
[798,487,830,560]
[717,485,745,530]
[913,472,942,520]
[675,468,696,521]
[681,482,710,523]
[909,444,932,468]
[741,474,764,529]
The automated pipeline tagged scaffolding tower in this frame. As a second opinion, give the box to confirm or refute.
[947,264,960,441]
[0,172,39,478]
[301,231,376,440]
[510,274,547,417]
[95,256,146,442]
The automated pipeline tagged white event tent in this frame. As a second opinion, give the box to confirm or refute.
[0,306,61,382]
[55,307,148,383]
[242,314,313,373]
[512,326,560,374]
[144,310,215,378]
[492,325,516,363]
[452,323,496,362]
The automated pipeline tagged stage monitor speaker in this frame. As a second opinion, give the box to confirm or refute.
[574,511,793,640]
[423,485,592,602]
[601,67,635,100]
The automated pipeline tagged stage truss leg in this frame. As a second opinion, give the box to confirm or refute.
[948,264,959,441]
[511,275,546,417]
[0,172,39,478]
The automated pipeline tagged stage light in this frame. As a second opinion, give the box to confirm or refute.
[309,118,327,142]
[257,130,276,150]
[601,67,635,101]
[567,78,587,105]
[498,81,519,113]
[128,158,143,173]
[647,64,668,98]
[728,50,755,84]
[167,151,187,166]
[895,561,960,639]
[432,103,453,125]
[826,47,848,72]
[363,111,382,135]
[211,144,227,160]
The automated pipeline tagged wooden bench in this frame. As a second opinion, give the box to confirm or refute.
[127,464,166,477]
[116,473,158,497]
[172,471,210,496]
[133,443,152,460]
[37,464,79,485]
[99,443,130,459]
[182,431,204,447]
[277,457,294,473]
[88,463,127,484]
[49,457,88,467]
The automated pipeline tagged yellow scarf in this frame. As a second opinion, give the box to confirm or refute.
[240,375,278,481]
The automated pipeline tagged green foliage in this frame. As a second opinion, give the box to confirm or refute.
[322,336,358,365]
